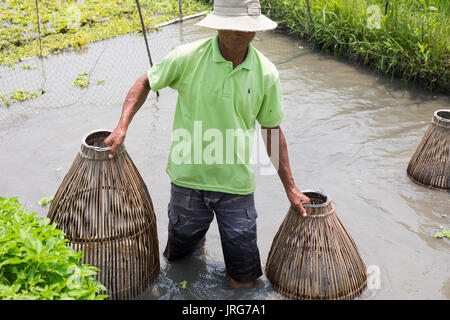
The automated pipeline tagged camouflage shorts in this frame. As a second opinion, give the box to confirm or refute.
[163,182,262,283]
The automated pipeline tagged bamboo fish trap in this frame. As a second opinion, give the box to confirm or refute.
[47,129,160,300]
[265,191,367,300]
[407,109,450,190]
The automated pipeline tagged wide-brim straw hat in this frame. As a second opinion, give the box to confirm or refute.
[196,0,277,32]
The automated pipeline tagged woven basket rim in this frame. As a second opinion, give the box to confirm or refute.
[301,190,331,208]
[434,109,450,123]
[82,129,113,152]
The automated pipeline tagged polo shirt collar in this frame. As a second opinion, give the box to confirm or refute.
[212,34,254,71]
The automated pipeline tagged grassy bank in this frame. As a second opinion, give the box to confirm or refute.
[260,0,450,93]
[2,0,448,93]
[0,0,211,67]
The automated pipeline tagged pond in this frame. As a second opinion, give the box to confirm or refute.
[0,17,448,300]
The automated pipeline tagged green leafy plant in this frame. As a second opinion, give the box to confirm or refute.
[179,280,187,289]
[9,88,45,103]
[96,79,105,85]
[20,64,36,70]
[435,225,450,239]
[72,72,90,89]
[0,93,9,107]
[0,196,108,300]
[37,196,54,206]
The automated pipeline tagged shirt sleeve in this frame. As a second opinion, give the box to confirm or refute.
[256,72,284,128]
[147,47,183,92]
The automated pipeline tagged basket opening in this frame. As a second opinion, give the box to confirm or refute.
[436,110,450,120]
[303,191,328,205]
[84,130,111,148]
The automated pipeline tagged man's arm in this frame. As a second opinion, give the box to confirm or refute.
[262,125,310,217]
[104,73,150,158]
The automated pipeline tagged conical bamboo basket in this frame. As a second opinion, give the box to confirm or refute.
[47,129,160,300]
[265,191,367,300]
[407,109,450,190]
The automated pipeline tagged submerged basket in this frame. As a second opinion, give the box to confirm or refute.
[48,129,160,300]
[407,109,450,190]
[265,191,367,300]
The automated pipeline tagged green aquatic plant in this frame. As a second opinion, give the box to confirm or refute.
[179,280,187,289]
[0,88,44,107]
[20,64,37,70]
[0,93,9,107]
[435,226,450,239]
[72,72,90,89]
[9,88,45,103]
[0,196,108,300]
[96,79,105,85]
[0,0,212,67]
[37,196,54,206]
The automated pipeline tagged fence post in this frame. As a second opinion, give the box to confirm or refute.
[178,0,183,18]
[34,0,43,58]
[135,0,159,97]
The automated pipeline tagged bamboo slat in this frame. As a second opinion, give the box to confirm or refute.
[47,129,160,300]
[265,191,367,300]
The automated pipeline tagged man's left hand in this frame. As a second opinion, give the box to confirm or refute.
[286,185,310,217]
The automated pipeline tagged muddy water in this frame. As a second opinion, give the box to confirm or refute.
[0,18,448,300]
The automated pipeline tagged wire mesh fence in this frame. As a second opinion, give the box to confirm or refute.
[0,0,211,126]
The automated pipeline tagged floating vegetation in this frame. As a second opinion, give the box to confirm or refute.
[0,0,212,67]
[37,196,54,206]
[72,72,90,89]
[435,226,450,239]
[96,79,105,85]
[20,64,37,70]
[179,280,187,289]
[0,88,46,106]
[10,88,45,102]
[0,93,8,107]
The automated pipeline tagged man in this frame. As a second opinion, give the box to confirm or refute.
[104,0,310,289]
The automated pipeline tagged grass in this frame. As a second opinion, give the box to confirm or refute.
[2,0,448,93]
[260,0,450,93]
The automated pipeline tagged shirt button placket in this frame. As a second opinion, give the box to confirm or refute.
[223,62,235,96]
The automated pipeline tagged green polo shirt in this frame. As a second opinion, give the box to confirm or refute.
[147,34,284,195]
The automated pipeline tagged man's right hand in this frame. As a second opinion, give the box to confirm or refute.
[104,127,126,158]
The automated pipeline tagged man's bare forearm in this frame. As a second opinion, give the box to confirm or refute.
[262,125,295,191]
[117,73,151,131]
[262,125,310,215]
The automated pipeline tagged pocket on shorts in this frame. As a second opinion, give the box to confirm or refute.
[168,202,179,225]
[245,206,258,221]
[244,206,258,235]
